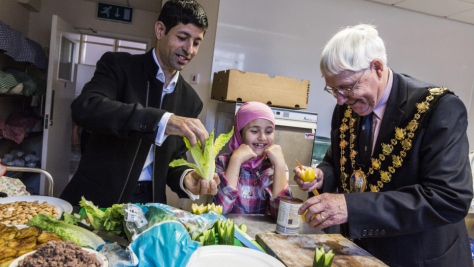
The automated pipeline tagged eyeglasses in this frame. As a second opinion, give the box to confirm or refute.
[324,68,368,97]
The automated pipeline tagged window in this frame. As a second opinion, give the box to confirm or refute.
[58,36,75,81]
[79,34,148,66]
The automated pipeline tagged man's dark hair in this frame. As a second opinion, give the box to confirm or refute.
[158,0,208,35]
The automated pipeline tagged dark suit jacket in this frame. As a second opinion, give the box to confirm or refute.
[318,71,473,266]
[60,50,203,207]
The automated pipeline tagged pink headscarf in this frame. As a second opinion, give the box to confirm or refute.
[228,101,275,169]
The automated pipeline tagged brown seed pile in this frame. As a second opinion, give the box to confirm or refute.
[0,201,58,225]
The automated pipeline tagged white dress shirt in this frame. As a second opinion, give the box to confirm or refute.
[371,69,393,155]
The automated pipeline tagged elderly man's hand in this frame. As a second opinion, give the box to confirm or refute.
[184,171,220,195]
[293,166,323,192]
[299,193,348,230]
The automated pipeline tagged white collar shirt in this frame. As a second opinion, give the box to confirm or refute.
[371,68,393,154]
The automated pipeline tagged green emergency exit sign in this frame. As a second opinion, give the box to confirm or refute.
[97,2,133,23]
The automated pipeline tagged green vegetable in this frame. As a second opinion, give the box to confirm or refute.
[325,249,335,266]
[196,228,216,246]
[216,219,234,245]
[79,197,125,234]
[169,128,234,181]
[62,212,81,225]
[103,203,126,232]
[146,205,176,227]
[239,223,247,233]
[27,214,105,250]
[79,197,106,230]
[313,246,334,267]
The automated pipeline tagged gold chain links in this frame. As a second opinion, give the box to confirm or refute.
[338,87,448,193]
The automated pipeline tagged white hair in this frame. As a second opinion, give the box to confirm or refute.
[320,24,387,77]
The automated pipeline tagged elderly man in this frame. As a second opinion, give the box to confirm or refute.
[294,24,473,266]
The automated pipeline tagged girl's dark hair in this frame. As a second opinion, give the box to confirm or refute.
[158,0,208,35]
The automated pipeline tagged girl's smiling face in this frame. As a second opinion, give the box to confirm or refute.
[242,118,275,157]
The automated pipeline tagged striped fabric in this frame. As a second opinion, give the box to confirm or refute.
[213,153,292,218]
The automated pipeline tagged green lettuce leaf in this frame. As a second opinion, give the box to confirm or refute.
[103,203,126,232]
[79,197,105,230]
[79,197,125,233]
[27,214,105,250]
[62,212,81,225]
[169,128,234,181]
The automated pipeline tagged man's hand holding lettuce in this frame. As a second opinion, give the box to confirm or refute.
[170,128,234,196]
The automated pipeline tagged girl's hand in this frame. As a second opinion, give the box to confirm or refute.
[232,144,257,164]
[264,144,285,167]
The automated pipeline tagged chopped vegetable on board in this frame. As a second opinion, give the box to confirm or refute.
[313,246,334,267]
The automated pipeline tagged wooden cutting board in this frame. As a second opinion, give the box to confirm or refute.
[256,234,388,267]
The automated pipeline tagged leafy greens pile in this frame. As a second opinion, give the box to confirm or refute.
[79,197,125,234]
[169,128,234,181]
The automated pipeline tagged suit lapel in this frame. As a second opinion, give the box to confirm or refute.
[147,78,163,108]
[143,50,163,108]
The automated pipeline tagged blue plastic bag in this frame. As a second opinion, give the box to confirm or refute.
[129,221,199,267]
[122,203,221,266]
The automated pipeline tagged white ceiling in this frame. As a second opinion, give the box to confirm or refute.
[366,0,474,25]
[84,0,474,26]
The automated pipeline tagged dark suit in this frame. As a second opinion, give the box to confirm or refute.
[318,71,473,266]
[60,50,203,207]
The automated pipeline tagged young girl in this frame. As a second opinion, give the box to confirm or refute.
[213,101,292,217]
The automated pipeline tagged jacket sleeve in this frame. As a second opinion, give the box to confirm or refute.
[71,52,165,143]
[317,104,342,193]
[345,94,473,238]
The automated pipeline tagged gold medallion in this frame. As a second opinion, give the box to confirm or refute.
[350,169,367,193]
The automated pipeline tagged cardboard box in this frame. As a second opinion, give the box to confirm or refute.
[211,69,309,109]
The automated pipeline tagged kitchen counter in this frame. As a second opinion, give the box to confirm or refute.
[225,213,323,240]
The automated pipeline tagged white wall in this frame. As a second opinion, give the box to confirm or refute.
[0,0,30,36]
[207,0,474,151]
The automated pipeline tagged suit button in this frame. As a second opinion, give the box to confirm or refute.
[380,229,386,236]
[362,230,367,237]
[368,229,373,236]
[140,124,147,130]
[374,229,380,236]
